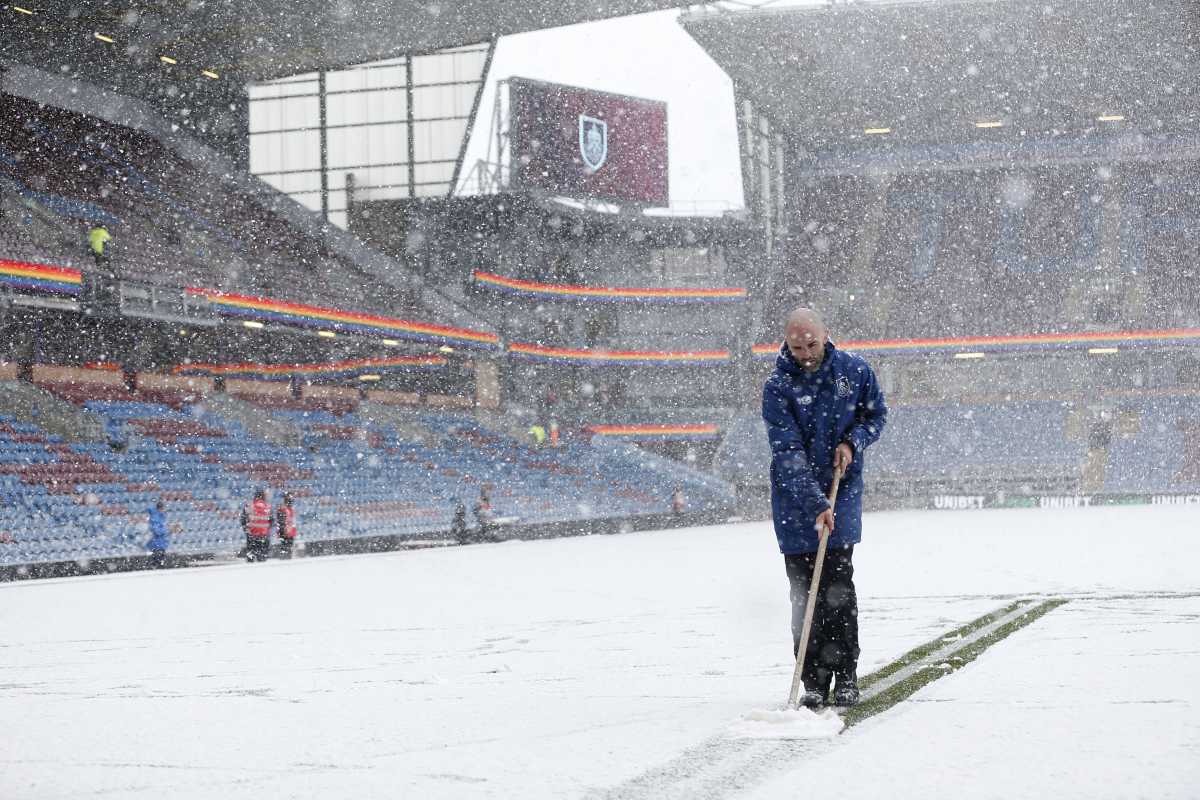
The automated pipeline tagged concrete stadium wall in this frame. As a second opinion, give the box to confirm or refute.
[32,365,124,387]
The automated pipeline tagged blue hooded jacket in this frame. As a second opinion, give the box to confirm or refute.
[762,341,887,554]
[146,507,169,552]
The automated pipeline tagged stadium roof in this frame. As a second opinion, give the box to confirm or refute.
[2,0,693,82]
[681,0,1200,150]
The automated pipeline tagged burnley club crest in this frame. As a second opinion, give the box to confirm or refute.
[579,115,608,173]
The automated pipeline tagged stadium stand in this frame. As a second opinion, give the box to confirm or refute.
[685,0,1200,349]
[0,95,414,315]
[711,414,771,491]
[0,371,735,568]
[1104,394,1200,494]
[762,164,1200,346]
[677,0,1200,519]
[710,396,1199,502]
[867,401,1086,494]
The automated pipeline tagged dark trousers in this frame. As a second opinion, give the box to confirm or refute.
[784,546,859,692]
[277,537,294,559]
[245,535,270,562]
[149,549,166,569]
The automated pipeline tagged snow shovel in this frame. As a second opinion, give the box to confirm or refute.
[787,465,845,710]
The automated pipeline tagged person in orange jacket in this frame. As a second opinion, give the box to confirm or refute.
[240,488,272,563]
[276,492,298,559]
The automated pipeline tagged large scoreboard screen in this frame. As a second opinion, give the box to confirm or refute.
[508,77,669,207]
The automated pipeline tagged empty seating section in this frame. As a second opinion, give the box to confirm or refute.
[1104,395,1200,493]
[869,401,1085,485]
[768,165,1200,343]
[273,407,731,537]
[0,170,88,266]
[720,404,1050,491]
[0,381,733,566]
[712,415,770,487]
[717,397,1200,497]
[0,95,409,314]
[0,415,135,566]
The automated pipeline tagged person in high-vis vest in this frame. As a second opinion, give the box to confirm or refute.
[527,424,546,447]
[240,488,272,562]
[276,492,298,559]
[88,224,111,268]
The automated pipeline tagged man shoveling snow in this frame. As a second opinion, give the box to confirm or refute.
[762,307,888,708]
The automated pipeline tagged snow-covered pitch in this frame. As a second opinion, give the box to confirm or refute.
[2,506,1197,799]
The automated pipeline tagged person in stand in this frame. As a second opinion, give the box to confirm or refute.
[145,501,169,569]
[450,497,470,545]
[762,307,887,708]
[671,486,686,516]
[240,488,272,562]
[527,423,546,448]
[473,485,495,541]
[88,224,112,269]
[276,492,298,559]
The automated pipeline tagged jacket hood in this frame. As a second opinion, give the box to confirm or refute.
[775,341,835,378]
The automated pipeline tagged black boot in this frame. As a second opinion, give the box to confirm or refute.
[832,667,859,706]
[799,668,831,709]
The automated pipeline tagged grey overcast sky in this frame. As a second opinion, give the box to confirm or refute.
[459,8,745,213]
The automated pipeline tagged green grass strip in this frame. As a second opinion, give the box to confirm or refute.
[858,599,1027,691]
[843,598,1068,728]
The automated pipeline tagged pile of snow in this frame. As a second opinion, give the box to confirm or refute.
[727,706,844,739]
